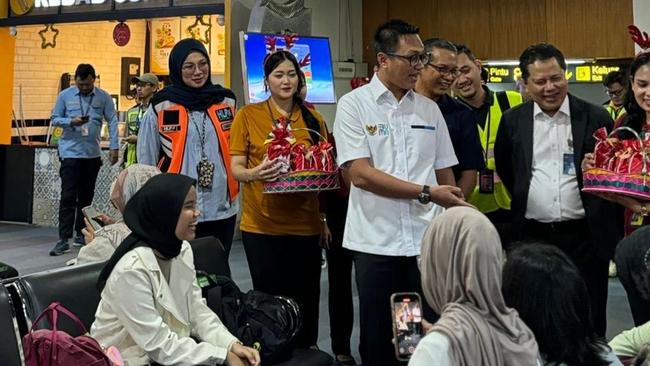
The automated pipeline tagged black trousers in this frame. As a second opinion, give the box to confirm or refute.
[485,208,513,250]
[521,218,609,336]
[241,231,321,348]
[58,157,102,240]
[195,215,237,260]
[353,251,436,366]
[325,197,353,356]
[615,234,650,326]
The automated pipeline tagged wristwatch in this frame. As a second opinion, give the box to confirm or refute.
[417,185,431,204]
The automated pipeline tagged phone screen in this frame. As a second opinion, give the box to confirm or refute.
[82,206,104,231]
[391,293,423,360]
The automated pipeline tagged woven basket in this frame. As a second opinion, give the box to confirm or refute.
[263,128,340,194]
[263,170,340,194]
[582,126,650,200]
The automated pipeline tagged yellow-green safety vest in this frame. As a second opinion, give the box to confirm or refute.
[468,90,522,213]
[123,105,143,168]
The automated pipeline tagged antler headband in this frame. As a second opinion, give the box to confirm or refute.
[628,25,650,51]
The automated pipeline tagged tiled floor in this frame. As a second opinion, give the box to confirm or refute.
[0,222,635,363]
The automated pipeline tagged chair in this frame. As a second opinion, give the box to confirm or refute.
[190,236,231,277]
[0,283,25,366]
[14,261,105,337]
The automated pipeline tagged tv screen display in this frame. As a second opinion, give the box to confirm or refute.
[240,32,336,104]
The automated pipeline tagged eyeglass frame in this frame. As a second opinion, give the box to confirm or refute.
[606,87,625,97]
[426,63,461,77]
[383,51,431,67]
[181,59,210,73]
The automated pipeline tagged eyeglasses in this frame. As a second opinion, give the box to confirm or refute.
[427,64,461,77]
[181,60,209,73]
[384,52,431,67]
[606,88,625,97]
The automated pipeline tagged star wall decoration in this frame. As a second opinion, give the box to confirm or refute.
[186,15,211,45]
[39,24,59,49]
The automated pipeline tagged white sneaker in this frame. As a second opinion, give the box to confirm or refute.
[609,260,617,278]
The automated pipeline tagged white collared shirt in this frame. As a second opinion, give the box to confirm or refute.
[525,96,585,222]
[333,75,457,257]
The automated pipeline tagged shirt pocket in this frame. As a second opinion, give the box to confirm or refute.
[409,125,438,162]
[64,100,82,116]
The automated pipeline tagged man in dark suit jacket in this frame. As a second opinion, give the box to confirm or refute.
[494,43,619,336]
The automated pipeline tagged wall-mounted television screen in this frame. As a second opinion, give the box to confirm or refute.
[239,31,336,104]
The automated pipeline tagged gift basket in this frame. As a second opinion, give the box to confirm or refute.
[262,118,339,194]
[582,126,650,200]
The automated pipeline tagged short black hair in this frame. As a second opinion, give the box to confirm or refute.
[481,67,488,83]
[519,43,566,81]
[603,70,627,88]
[422,38,457,54]
[75,64,96,80]
[373,19,419,55]
[454,43,476,62]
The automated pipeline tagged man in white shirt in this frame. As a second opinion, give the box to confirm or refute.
[494,43,619,336]
[333,19,470,366]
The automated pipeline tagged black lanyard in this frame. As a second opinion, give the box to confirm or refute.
[78,93,94,117]
[482,109,491,164]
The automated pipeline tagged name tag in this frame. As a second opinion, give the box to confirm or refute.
[563,153,575,175]
[410,125,436,131]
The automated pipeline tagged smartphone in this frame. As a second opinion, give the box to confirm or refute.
[391,292,423,361]
[80,115,89,122]
[82,205,104,231]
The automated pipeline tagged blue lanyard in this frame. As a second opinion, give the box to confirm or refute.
[78,93,94,117]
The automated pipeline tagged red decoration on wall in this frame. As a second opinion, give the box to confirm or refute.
[113,22,131,47]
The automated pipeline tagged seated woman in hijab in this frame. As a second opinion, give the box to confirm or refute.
[409,207,540,366]
[91,174,260,366]
[502,243,621,366]
[71,164,160,265]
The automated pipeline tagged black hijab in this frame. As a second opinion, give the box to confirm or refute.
[97,173,196,291]
[151,38,236,111]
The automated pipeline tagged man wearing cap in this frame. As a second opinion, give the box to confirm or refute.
[124,73,159,167]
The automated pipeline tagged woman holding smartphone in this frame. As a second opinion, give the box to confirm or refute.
[409,207,540,366]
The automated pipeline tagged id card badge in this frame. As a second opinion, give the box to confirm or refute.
[80,125,89,137]
[197,158,215,188]
[563,154,576,175]
[479,169,494,193]
[631,213,645,227]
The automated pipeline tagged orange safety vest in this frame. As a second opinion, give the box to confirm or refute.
[155,101,239,202]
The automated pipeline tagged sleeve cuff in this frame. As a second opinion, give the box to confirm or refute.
[434,156,459,170]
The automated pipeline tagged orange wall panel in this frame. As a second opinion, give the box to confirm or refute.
[0,28,15,145]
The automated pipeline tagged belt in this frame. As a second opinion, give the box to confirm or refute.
[524,218,587,233]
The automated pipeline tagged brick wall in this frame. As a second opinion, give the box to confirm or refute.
[12,20,147,120]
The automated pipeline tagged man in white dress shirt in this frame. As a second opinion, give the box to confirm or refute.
[333,19,470,366]
[494,43,619,336]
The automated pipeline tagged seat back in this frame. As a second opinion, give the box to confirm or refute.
[190,236,230,277]
[0,283,24,366]
[16,261,105,337]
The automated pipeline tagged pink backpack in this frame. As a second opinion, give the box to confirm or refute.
[22,302,113,366]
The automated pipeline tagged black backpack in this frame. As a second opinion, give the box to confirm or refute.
[196,271,301,364]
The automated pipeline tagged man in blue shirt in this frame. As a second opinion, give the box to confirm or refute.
[49,64,119,256]
[415,38,484,199]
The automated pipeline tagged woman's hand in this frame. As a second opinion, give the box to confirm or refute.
[227,343,261,366]
[609,194,649,215]
[320,219,332,249]
[251,156,283,182]
[581,153,595,171]
[81,218,95,244]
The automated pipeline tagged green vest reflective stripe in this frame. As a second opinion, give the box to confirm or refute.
[468,90,523,213]
[123,105,142,168]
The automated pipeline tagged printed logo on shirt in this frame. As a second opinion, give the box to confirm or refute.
[365,124,378,136]
[378,124,390,136]
[161,125,181,132]
[216,107,234,122]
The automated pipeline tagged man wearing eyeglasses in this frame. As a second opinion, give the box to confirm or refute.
[334,20,470,366]
[603,70,627,122]
[415,38,484,199]
[452,44,523,248]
